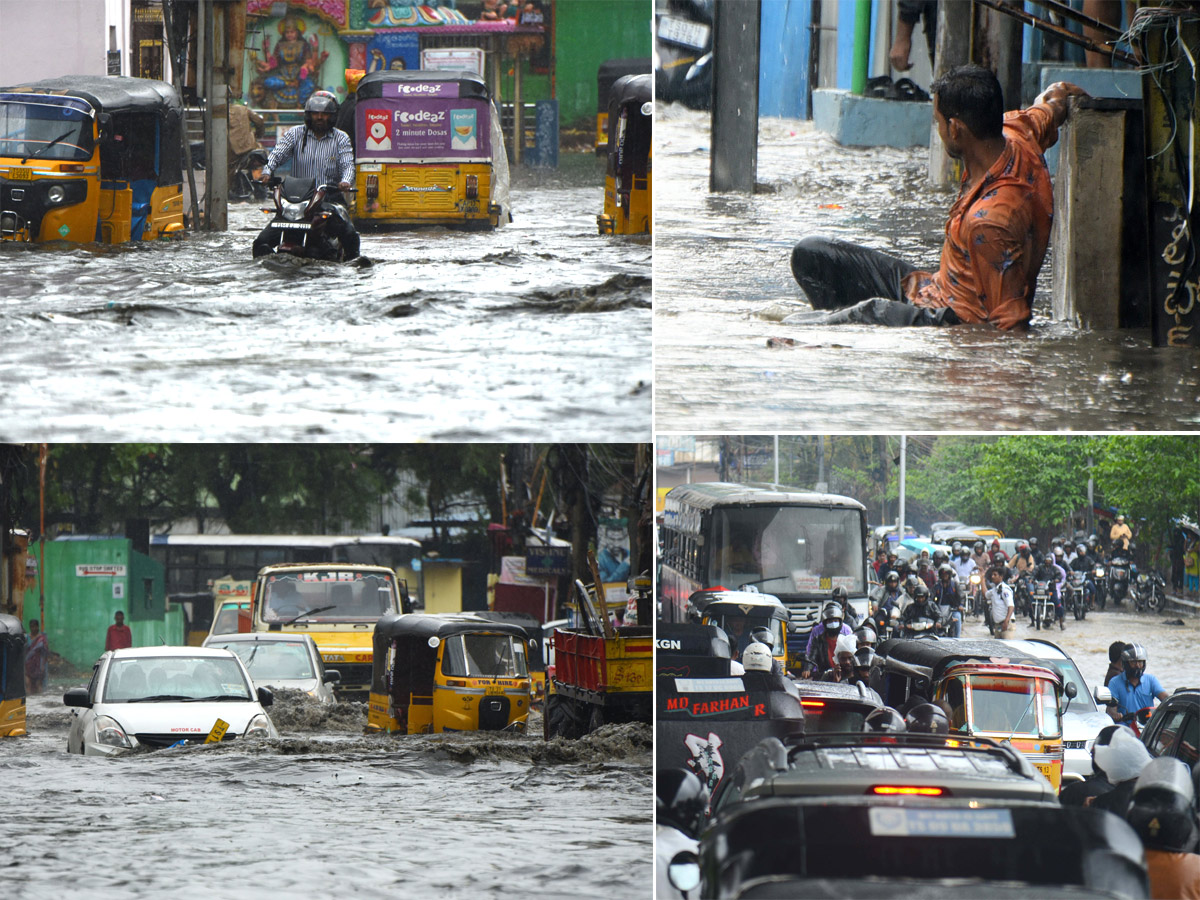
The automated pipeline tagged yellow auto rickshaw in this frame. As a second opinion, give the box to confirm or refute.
[0,75,185,243]
[0,615,27,737]
[352,70,509,230]
[597,73,651,236]
[367,613,532,734]
[595,59,650,155]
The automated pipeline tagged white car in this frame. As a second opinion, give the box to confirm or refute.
[202,632,339,705]
[64,646,278,756]
[1000,638,1114,782]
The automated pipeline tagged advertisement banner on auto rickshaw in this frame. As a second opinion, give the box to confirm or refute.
[357,86,492,160]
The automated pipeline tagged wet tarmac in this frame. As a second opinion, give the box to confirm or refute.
[0,154,651,441]
[2,689,652,899]
[653,105,1200,431]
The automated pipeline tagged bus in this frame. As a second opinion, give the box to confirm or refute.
[150,534,422,637]
[658,483,869,664]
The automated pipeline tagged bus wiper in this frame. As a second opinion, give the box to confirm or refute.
[282,605,335,625]
[21,129,75,164]
[735,575,790,589]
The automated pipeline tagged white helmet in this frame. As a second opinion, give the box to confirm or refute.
[742,641,773,672]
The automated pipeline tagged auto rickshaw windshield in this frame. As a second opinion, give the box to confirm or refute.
[963,674,1061,738]
[441,634,528,678]
[0,98,94,162]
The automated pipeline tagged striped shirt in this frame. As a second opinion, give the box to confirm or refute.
[262,125,355,185]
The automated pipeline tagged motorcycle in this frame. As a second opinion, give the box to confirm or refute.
[868,605,898,643]
[256,176,354,261]
[1091,562,1107,610]
[230,148,270,201]
[1030,579,1055,630]
[967,571,984,617]
[1012,574,1033,619]
[1108,554,1131,605]
[655,0,713,110]
[1119,705,1155,738]
[1067,570,1088,620]
[900,615,939,639]
[1134,570,1168,613]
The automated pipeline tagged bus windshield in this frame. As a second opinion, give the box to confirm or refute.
[0,99,94,162]
[707,506,865,596]
[335,541,420,572]
[261,571,397,623]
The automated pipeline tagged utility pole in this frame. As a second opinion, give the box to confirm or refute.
[710,0,760,193]
[898,435,907,545]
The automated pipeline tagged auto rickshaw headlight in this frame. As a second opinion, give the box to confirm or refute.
[47,185,66,204]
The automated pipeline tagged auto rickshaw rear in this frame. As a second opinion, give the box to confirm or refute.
[352,70,509,230]
[597,73,651,236]
[0,615,27,737]
[1,75,184,243]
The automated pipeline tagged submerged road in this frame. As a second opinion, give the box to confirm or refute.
[653,106,1200,431]
[0,155,651,441]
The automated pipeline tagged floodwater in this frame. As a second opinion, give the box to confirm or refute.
[0,155,651,441]
[2,689,652,899]
[653,105,1200,432]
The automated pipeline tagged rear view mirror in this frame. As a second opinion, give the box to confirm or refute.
[256,686,274,708]
[323,669,341,684]
[1094,686,1113,705]
[63,687,92,709]
[667,852,701,893]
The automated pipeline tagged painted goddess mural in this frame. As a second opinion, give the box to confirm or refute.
[254,15,329,108]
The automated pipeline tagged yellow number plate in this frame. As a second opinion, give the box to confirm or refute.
[820,576,832,590]
[485,684,504,696]
[8,167,32,181]
[1034,762,1054,779]
[205,718,230,743]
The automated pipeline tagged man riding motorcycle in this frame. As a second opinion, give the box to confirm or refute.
[987,538,1008,566]
[803,601,853,679]
[931,563,963,637]
[970,540,990,572]
[900,583,940,636]
[951,545,977,581]
[1032,551,1067,630]
[1069,543,1095,609]
[1105,642,1170,725]
[255,91,360,260]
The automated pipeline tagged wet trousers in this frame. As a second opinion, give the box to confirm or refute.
[786,236,960,326]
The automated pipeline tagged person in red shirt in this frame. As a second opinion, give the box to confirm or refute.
[105,610,133,652]
[788,65,1089,330]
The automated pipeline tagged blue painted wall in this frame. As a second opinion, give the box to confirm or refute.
[759,0,814,118]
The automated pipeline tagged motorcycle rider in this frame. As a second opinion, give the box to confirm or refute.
[1069,543,1095,607]
[1010,543,1035,578]
[931,563,963,637]
[1032,550,1067,630]
[988,538,1008,567]
[986,565,1015,638]
[1028,536,1043,565]
[905,702,951,735]
[915,556,937,590]
[970,540,990,572]
[850,646,875,687]
[1125,757,1200,900]
[1110,514,1134,553]
[742,641,799,696]
[831,585,860,629]
[255,91,360,260]
[820,633,859,683]
[854,625,877,649]
[803,602,853,679]
[900,583,940,635]
[951,545,977,581]
[1106,643,1170,725]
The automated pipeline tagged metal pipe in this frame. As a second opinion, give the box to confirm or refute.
[973,0,1138,65]
[851,0,871,95]
[1033,0,1125,37]
[162,0,201,231]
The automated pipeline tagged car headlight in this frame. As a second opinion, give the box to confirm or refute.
[94,715,132,749]
[244,714,272,739]
[282,200,306,221]
[47,185,66,204]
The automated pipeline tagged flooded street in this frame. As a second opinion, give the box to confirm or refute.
[3,690,652,899]
[654,105,1200,432]
[0,154,650,441]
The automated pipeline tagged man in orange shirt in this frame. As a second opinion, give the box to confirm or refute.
[788,65,1088,330]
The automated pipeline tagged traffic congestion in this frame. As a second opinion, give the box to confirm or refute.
[656,435,1200,899]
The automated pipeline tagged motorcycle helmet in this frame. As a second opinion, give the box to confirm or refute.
[863,706,907,733]
[304,90,339,134]
[1091,724,1152,783]
[1127,757,1199,852]
[884,571,900,587]
[832,586,849,603]
[932,550,947,565]
[749,626,775,649]
[912,583,930,601]
[853,646,875,671]
[1028,537,1039,550]
[1120,642,1148,678]
[1077,544,1087,556]
[854,626,876,647]
[938,563,954,578]
[905,574,920,593]
[821,601,843,628]
[656,767,710,838]
[974,540,985,554]
[958,546,971,558]
[905,702,950,735]
[1054,545,1065,559]
[951,541,962,554]
[742,641,774,673]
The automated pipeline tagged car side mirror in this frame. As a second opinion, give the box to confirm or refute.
[1094,686,1113,705]
[667,851,701,893]
[63,687,92,709]
[256,686,274,708]
[323,669,341,684]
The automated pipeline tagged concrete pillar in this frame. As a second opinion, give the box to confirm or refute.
[927,0,972,185]
[975,0,1023,113]
[710,0,760,193]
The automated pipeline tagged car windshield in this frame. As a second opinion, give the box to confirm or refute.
[262,571,397,622]
[211,641,315,681]
[441,634,528,678]
[103,656,252,702]
[0,98,94,161]
[708,506,866,596]
[963,674,1060,738]
[211,604,246,636]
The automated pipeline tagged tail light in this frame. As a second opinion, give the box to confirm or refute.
[465,174,478,200]
[365,174,379,201]
[800,699,825,709]
[871,786,945,796]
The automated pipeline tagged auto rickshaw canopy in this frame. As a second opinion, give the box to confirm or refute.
[0,614,27,703]
[1,75,182,186]
[371,612,531,693]
[355,69,491,103]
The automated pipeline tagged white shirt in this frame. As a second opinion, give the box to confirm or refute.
[987,581,1014,626]
[951,556,977,579]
